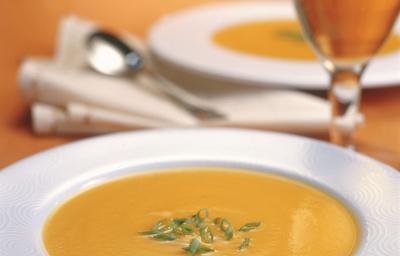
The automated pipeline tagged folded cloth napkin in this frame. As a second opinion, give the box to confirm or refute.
[18,15,334,135]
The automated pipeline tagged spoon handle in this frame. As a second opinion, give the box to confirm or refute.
[87,30,224,120]
[138,73,225,119]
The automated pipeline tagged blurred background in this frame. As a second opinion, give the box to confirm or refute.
[0,0,399,168]
[0,0,214,164]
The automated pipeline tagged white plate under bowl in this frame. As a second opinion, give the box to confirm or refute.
[149,2,400,89]
[0,128,399,255]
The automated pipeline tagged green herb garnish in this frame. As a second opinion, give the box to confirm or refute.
[153,233,177,241]
[277,30,304,42]
[196,245,215,254]
[213,217,222,225]
[239,237,252,251]
[184,238,200,255]
[139,230,161,236]
[220,218,234,240]
[183,238,215,255]
[171,218,188,227]
[180,224,195,235]
[139,209,262,253]
[153,219,173,233]
[192,208,208,228]
[239,222,261,232]
[199,225,214,243]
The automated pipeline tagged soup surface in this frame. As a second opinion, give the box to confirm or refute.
[213,20,400,60]
[43,168,359,256]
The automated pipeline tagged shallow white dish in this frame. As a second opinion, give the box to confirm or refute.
[0,128,399,255]
[149,2,400,89]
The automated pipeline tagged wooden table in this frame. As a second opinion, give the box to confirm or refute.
[1,0,399,170]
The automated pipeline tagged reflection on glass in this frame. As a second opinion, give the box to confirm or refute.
[294,0,400,146]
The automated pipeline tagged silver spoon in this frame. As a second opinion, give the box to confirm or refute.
[86,31,224,119]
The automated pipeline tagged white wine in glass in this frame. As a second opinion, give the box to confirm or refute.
[294,0,400,146]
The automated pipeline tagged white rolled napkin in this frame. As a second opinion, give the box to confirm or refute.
[20,58,198,126]
[19,15,336,135]
[32,103,124,134]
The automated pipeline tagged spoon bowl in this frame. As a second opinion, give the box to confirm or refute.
[86,30,225,119]
[87,31,143,76]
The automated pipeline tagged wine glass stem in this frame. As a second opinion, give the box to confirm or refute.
[328,68,363,147]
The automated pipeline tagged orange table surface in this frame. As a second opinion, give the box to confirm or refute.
[0,0,399,170]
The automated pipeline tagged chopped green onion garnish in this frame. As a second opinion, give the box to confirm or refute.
[153,233,176,241]
[213,217,222,225]
[220,218,233,240]
[184,238,201,255]
[192,208,208,228]
[239,222,261,232]
[153,219,172,232]
[192,215,203,228]
[139,230,160,236]
[180,224,195,234]
[197,245,215,254]
[276,30,304,41]
[200,226,214,243]
[183,238,215,255]
[239,237,252,251]
[140,209,261,253]
[197,209,208,220]
[171,218,187,227]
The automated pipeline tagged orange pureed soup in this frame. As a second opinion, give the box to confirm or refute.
[213,19,400,60]
[43,168,359,256]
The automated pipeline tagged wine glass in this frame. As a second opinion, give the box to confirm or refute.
[293,0,400,146]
